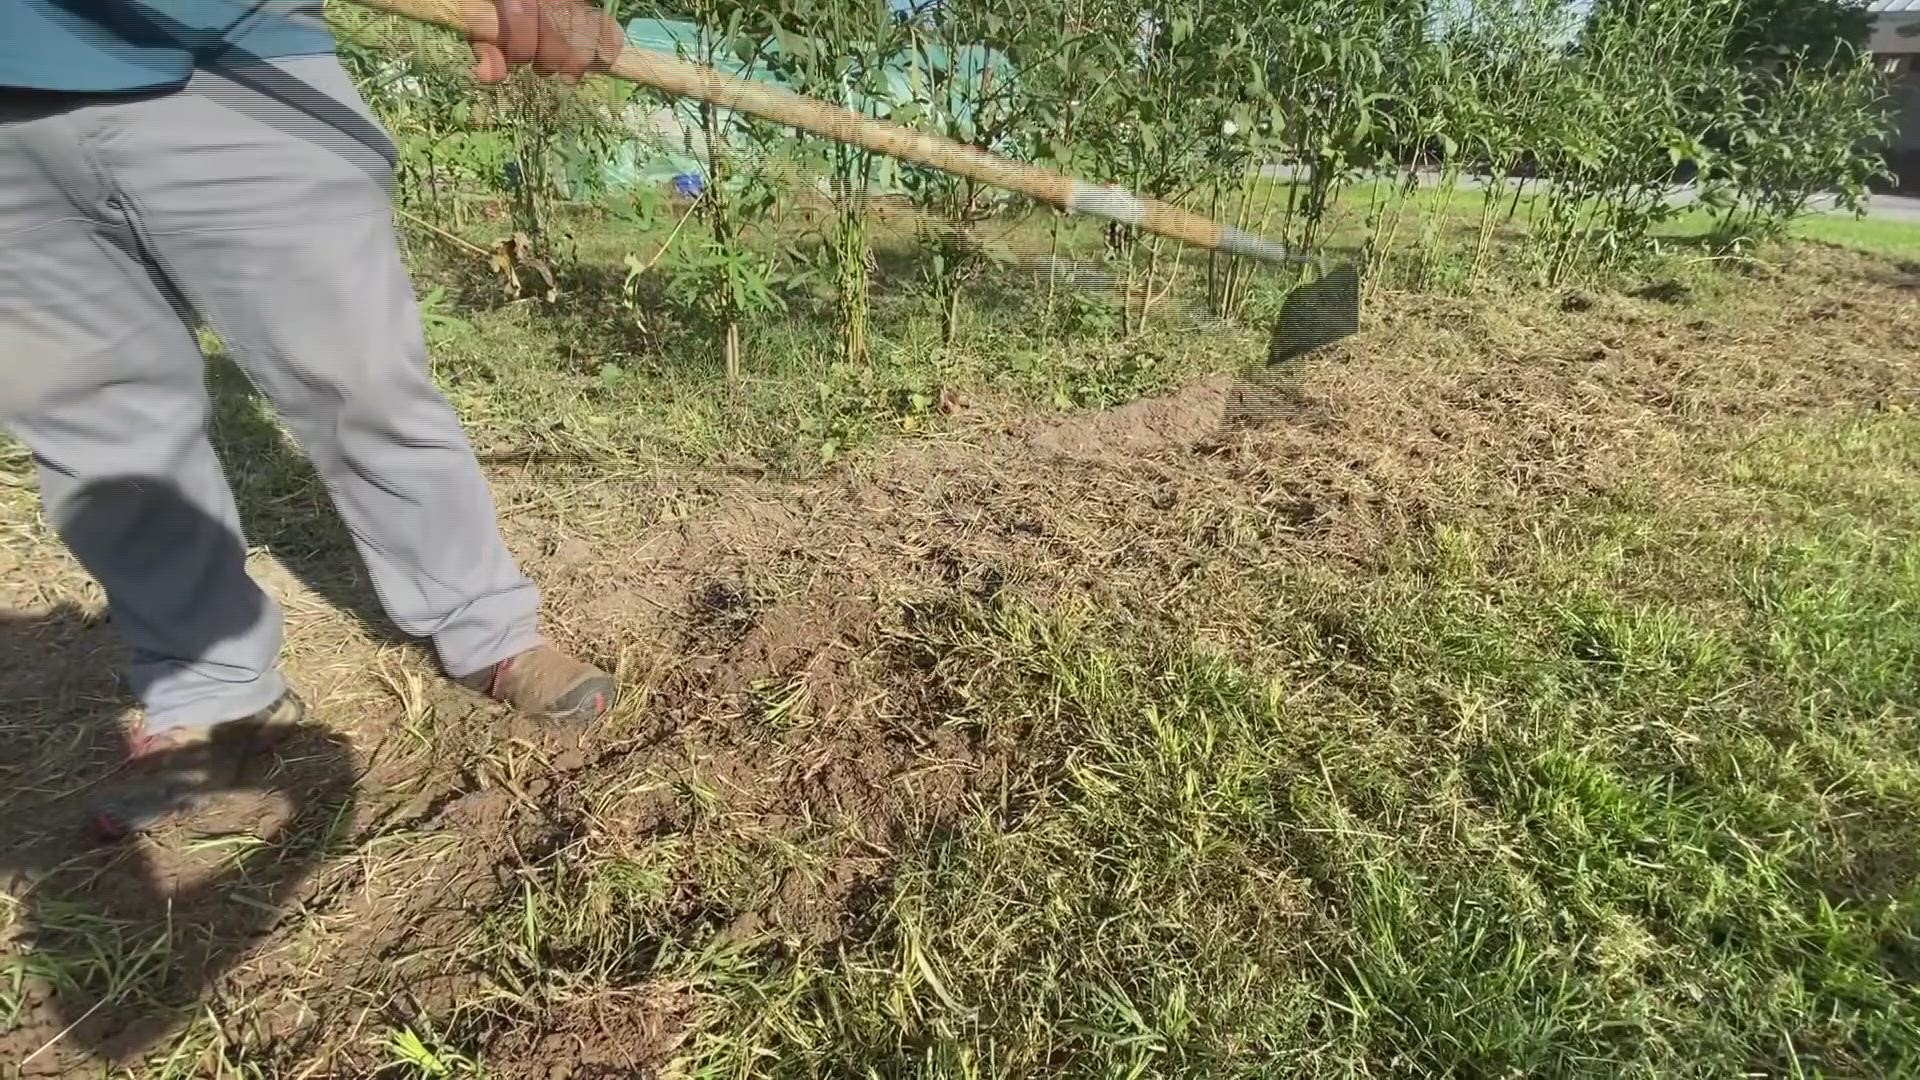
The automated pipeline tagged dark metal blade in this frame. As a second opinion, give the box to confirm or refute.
[1267,261,1361,367]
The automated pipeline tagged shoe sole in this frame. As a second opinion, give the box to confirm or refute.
[542,674,617,723]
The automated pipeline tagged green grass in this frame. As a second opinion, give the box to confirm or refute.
[367,189,1920,1074]
[451,414,1920,1079]
[1264,175,1920,265]
[1794,211,1920,261]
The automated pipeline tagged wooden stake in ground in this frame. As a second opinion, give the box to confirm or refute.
[349,0,1305,268]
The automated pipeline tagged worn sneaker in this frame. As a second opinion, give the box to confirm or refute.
[457,644,616,723]
[89,690,309,842]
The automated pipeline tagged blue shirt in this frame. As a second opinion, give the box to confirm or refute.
[0,2,337,93]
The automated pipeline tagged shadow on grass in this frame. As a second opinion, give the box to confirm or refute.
[0,480,356,1073]
[1862,258,1920,293]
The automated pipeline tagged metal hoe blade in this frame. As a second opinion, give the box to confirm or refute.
[1269,262,1361,368]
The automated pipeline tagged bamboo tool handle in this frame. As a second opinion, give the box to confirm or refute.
[346,0,1296,264]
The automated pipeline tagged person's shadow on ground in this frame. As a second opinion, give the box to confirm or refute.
[0,478,357,1074]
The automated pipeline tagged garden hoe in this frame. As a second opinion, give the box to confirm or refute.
[349,0,1362,370]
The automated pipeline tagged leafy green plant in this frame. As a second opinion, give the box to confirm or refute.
[791,355,939,465]
[1452,0,1573,286]
[1256,0,1403,254]
[333,0,1901,382]
[1703,45,1895,249]
[1521,0,1730,281]
[644,0,792,380]
[893,0,1056,345]
[1039,1,1246,338]
[494,68,626,252]
[763,0,911,364]
[660,233,792,374]
[330,2,487,224]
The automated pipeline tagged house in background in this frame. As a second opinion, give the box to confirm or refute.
[1869,0,1920,190]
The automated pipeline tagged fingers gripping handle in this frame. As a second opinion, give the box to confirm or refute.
[348,0,1298,265]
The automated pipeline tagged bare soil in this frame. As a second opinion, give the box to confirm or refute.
[1,245,1915,1076]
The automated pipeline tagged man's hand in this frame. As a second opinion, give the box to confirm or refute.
[466,0,625,85]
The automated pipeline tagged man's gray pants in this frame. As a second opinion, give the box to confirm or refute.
[0,55,542,733]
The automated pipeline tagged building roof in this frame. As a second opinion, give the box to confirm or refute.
[1870,0,1920,55]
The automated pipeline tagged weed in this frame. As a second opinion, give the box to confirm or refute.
[381,1022,483,1078]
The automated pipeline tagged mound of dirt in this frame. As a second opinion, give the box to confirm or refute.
[1025,377,1237,459]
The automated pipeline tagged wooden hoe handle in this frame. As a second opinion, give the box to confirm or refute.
[347,0,1298,264]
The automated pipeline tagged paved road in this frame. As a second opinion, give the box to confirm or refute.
[1806,191,1920,223]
